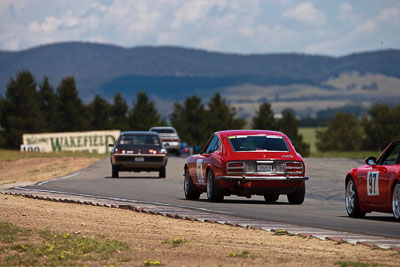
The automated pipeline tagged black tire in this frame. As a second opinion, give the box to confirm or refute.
[184,168,200,200]
[392,182,400,222]
[206,170,224,202]
[159,166,166,178]
[345,177,366,218]
[287,182,305,204]
[112,165,119,178]
[264,194,279,202]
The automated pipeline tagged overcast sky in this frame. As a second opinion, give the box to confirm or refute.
[1,0,399,56]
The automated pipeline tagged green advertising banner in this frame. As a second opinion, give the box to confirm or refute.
[22,130,121,153]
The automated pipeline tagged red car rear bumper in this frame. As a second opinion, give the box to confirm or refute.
[216,175,309,182]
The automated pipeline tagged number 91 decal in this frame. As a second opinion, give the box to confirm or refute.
[367,171,379,196]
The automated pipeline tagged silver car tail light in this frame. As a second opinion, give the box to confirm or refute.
[227,161,256,174]
[275,161,286,174]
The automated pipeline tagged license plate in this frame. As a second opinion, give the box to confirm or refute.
[257,164,272,173]
[135,157,145,162]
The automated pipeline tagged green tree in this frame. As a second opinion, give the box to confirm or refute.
[87,95,112,130]
[362,104,400,151]
[206,93,246,132]
[38,76,57,132]
[110,93,129,131]
[170,96,208,146]
[0,71,43,148]
[252,102,278,130]
[128,92,165,130]
[54,77,86,132]
[278,109,310,156]
[316,112,363,151]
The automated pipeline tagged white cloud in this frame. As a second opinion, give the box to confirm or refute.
[0,0,26,15]
[339,2,352,21]
[283,3,325,25]
[305,41,332,55]
[197,36,221,50]
[337,2,363,26]
[378,8,400,24]
[0,0,399,55]
[126,3,161,36]
[339,2,352,14]
[28,16,62,33]
[354,20,377,35]
[239,25,254,37]
[171,1,216,29]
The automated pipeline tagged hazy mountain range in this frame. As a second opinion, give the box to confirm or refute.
[1,42,399,117]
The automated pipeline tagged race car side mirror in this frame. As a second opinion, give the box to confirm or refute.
[365,156,377,166]
[108,144,114,147]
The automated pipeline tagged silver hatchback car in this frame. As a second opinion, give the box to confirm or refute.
[149,126,181,156]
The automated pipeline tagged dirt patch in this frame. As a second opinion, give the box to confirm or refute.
[1,194,399,266]
[0,156,399,266]
[0,157,100,186]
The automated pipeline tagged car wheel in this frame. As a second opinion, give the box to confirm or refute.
[112,165,119,178]
[159,166,166,178]
[287,182,305,204]
[206,170,224,202]
[392,182,400,222]
[264,194,279,202]
[184,168,200,200]
[345,177,366,218]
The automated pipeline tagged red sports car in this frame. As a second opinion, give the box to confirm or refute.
[183,130,309,203]
[345,140,400,221]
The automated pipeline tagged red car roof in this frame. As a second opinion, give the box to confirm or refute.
[216,130,286,138]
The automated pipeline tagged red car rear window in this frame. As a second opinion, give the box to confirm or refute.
[227,135,289,152]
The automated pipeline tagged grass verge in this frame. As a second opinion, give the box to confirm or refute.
[229,250,259,260]
[0,221,130,266]
[161,238,188,248]
[335,261,379,267]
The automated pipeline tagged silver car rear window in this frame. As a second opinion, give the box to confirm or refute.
[151,129,176,134]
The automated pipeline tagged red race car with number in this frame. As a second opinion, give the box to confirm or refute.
[183,130,309,203]
[345,140,400,221]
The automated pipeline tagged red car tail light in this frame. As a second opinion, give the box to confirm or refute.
[285,162,303,175]
[227,162,244,174]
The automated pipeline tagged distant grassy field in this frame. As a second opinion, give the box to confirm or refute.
[0,150,106,162]
[298,127,324,154]
[298,128,381,159]
[310,150,381,159]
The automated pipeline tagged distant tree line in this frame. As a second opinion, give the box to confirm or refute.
[316,104,400,152]
[0,71,165,149]
[298,104,368,127]
[0,71,311,156]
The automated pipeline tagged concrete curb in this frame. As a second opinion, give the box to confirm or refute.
[2,188,399,251]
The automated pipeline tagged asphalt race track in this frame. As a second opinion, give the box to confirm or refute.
[21,157,399,238]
